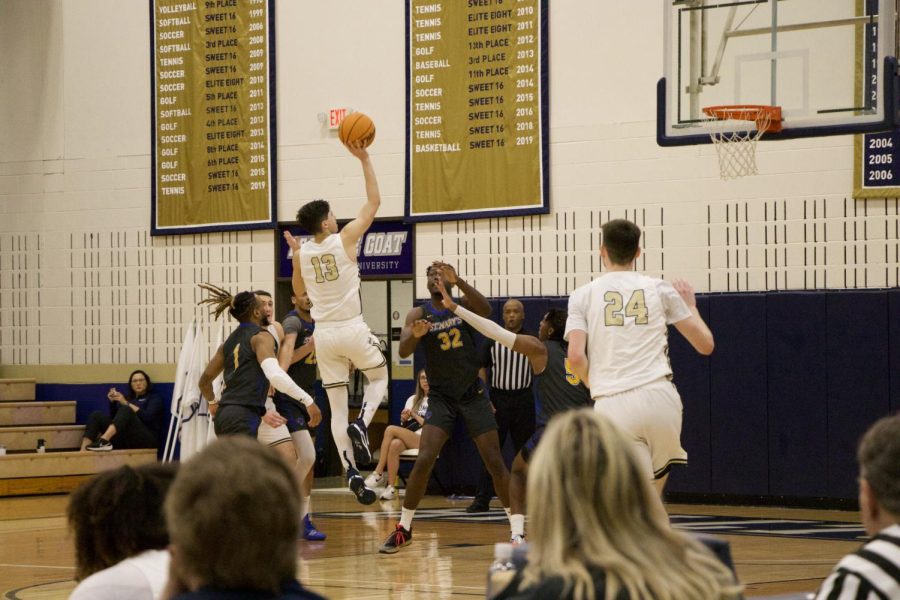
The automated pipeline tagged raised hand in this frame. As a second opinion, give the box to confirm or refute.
[283,231,300,253]
[344,139,370,161]
[436,277,458,311]
[432,261,458,285]
[411,319,432,338]
[672,279,697,308]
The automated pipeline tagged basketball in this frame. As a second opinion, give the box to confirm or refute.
[338,112,376,148]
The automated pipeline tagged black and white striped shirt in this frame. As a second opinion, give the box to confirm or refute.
[814,523,900,600]
[486,338,533,392]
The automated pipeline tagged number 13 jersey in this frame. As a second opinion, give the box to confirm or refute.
[564,271,692,398]
[299,234,362,324]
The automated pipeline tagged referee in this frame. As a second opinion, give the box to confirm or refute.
[467,298,535,513]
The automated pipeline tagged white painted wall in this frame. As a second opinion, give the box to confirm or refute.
[0,0,897,366]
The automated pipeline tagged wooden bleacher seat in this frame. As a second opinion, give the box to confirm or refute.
[0,378,159,497]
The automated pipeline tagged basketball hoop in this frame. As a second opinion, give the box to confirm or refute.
[703,105,782,180]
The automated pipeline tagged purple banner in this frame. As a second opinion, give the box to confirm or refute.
[277,220,414,279]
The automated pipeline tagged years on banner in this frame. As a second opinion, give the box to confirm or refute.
[150,0,277,235]
[854,131,900,198]
[405,0,550,222]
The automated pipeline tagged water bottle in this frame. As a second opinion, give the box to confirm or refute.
[486,542,516,599]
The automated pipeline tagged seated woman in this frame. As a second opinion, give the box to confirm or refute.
[82,370,165,452]
[365,369,429,500]
[68,462,178,600]
[495,409,742,600]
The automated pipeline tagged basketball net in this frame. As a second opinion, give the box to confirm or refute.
[703,106,781,180]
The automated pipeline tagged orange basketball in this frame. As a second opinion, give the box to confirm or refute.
[338,112,376,148]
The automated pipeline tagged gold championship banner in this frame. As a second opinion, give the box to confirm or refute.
[151,0,275,235]
[405,0,549,221]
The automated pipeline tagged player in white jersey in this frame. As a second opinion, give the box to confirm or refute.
[284,140,387,505]
[565,219,714,515]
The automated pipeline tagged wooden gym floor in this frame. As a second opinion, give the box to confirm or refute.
[1,483,860,599]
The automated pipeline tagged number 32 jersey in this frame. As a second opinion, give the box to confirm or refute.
[299,233,362,324]
[419,302,481,401]
[564,271,692,398]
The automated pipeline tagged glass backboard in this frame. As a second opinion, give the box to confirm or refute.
[659,0,898,146]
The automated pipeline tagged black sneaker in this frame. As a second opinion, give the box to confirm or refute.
[379,524,412,554]
[465,501,490,513]
[347,418,372,465]
[347,468,376,505]
[86,438,113,452]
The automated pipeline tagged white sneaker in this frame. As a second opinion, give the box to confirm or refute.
[380,485,396,500]
[365,471,387,489]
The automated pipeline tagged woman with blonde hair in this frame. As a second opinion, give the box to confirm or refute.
[365,369,430,499]
[496,409,742,600]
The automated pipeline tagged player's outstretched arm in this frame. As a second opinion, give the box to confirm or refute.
[340,141,381,249]
[284,232,306,300]
[434,261,491,317]
[252,332,322,426]
[437,279,547,373]
[671,279,715,356]
[566,330,590,387]
[398,306,431,358]
[198,345,225,415]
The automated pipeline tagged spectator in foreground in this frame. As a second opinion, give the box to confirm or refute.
[495,409,741,600]
[68,462,178,600]
[815,414,900,599]
[162,436,325,600]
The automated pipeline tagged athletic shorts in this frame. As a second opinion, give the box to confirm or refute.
[214,404,264,438]
[520,424,545,463]
[426,380,497,438]
[273,392,313,433]
[593,378,687,480]
[314,320,386,389]
[256,420,293,447]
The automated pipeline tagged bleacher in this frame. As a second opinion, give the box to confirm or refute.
[0,378,157,496]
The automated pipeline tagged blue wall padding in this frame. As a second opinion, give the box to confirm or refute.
[32,288,899,500]
[890,290,900,414]
[826,291,892,499]
[38,382,176,427]
[766,293,828,496]
[389,379,416,424]
[667,295,712,494]
[708,294,769,495]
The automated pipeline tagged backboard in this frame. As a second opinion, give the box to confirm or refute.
[659,0,898,146]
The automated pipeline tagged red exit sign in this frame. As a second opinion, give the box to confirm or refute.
[328,108,348,130]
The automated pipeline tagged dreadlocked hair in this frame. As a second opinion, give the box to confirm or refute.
[197,283,257,322]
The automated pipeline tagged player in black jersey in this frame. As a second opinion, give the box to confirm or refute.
[277,291,326,540]
[436,282,591,543]
[196,285,321,438]
[379,262,512,553]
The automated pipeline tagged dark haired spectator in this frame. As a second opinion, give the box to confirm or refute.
[68,462,178,600]
[162,437,325,600]
[815,414,900,599]
[82,370,165,452]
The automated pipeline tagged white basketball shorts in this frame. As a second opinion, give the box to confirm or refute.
[593,377,687,480]
[314,320,386,389]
